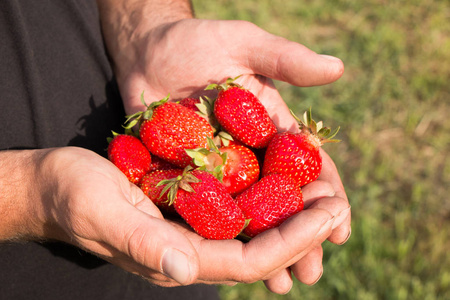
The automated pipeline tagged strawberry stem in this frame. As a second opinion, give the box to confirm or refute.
[156,166,201,205]
[123,93,170,130]
[205,75,243,91]
[291,107,341,144]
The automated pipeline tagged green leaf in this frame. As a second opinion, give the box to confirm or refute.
[124,119,138,129]
[183,173,201,184]
[310,119,317,134]
[140,90,147,107]
[316,121,324,132]
[206,136,220,152]
[205,83,218,90]
[167,185,179,205]
[327,126,341,140]
[213,165,224,182]
[196,103,208,115]
[318,127,331,138]
[159,183,172,199]
[179,181,195,193]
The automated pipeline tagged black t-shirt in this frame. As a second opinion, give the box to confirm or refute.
[0,1,219,299]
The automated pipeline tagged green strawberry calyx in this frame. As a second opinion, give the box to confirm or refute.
[106,130,121,144]
[106,127,138,143]
[205,75,243,91]
[213,131,235,147]
[156,166,201,205]
[124,91,169,130]
[185,136,227,182]
[194,96,213,118]
[195,96,221,132]
[291,107,341,146]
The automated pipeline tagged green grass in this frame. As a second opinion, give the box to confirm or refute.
[192,0,450,299]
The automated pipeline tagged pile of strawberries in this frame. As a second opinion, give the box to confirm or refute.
[107,77,340,240]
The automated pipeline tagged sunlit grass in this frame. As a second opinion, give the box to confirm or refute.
[192,0,450,299]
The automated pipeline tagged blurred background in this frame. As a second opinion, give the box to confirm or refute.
[192,0,450,299]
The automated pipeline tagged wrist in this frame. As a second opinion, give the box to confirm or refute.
[0,149,52,241]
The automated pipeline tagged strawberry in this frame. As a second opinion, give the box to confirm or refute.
[148,155,178,173]
[179,96,220,132]
[262,108,340,186]
[207,77,277,148]
[107,133,152,185]
[139,168,183,214]
[186,137,260,197]
[219,144,260,196]
[126,94,214,168]
[235,173,304,238]
[159,168,246,240]
[178,97,200,111]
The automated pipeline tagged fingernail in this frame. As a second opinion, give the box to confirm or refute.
[315,216,335,239]
[310,268,324,285]
[332,206,351,230]
[337,228,352,245]
[319,54,342,62]
[161,249,192,285]
[282,280,293,294]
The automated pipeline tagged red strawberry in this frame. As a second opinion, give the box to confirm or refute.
[220,144,260,196]
[148,155,178,172]
[126,94,214,168]
[139,168,183,214]
[159,168,246,240]
[207,77,277,148]
[262,108,340,186]
[178,97,200,111]
[186,137,260,197]
[235,173,304,238]
[107,133,152,185]
[179,96,220,133]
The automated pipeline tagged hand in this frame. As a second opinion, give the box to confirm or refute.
[114,19,344,129]
[111,18,350,293]
[16,147,344,291]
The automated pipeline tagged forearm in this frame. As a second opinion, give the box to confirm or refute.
[0,149,48,241]
[96,0,194,79]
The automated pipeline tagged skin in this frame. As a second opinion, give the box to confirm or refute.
[98,0,350,292]
[0,147,347,289]
[0,0,351,296]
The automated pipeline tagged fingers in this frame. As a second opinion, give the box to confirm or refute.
[264,246,324,294]
[243,208,333,281]
[327,205,352,245]
[191,208,333,284]
[261,178,347,291]
[263,268,293,295]
[236,21,344,87]
[318,148,347,200]
[120,19,344,117]
[290,245,324,285]
[315,148,351,244]
[302,179,336,208]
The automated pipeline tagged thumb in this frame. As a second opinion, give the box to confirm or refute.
[83,196,199,285]
[237,22,344,86]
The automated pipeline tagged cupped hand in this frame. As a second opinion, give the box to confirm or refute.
[112,18,350,293]
[34,147,347,292]
[115,19,344,129]
[265,149,351,293]
[35,147,199,285]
